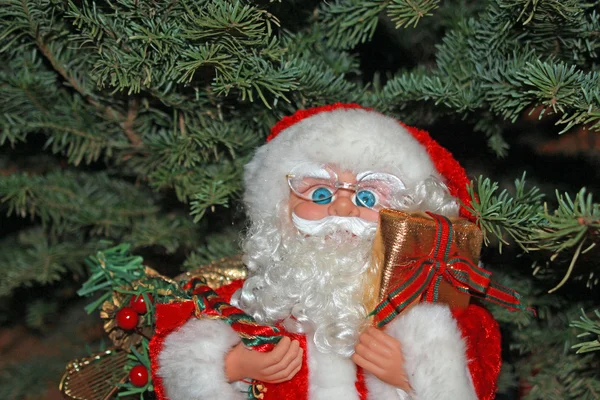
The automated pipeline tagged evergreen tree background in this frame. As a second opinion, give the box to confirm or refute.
[1,0,600,398]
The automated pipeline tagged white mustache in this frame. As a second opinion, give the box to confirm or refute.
[291,213,377,237]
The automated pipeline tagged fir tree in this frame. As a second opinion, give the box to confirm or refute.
[1,0,599,398]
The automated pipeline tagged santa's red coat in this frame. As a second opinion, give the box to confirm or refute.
[150,280,502,400]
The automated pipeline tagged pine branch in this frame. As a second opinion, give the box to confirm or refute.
[517,349,600,400]
[66,0,292,110]
[378,1,600,154]
[189,160,245,222]
[520,61,600,133]
[466,173,546,252]
[124,214,199,254]
[318,0,386,50]
[318,0,439,51]
[482,268,600,399]
[34,36,143,148]
[1,33,136,162]
[467,175,600,290]
[535,189,600,293]
[0,170,160,235]
[180,1,280,46]
[211,56,298,107]
[282,27,361,76]
[289,59,362,106]
[0,228,94,297]
[533,189,599,255]
[122,98,142,147]
[34,28,107,115]
[571,309,600,354]
[183,226,241,270]
[21,0,141,143]
[473,113,511,157]
[25,298,59,330]
[387,0,440,28]
[1,0,144,149]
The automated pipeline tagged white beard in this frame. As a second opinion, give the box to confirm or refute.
[232,212,375,357]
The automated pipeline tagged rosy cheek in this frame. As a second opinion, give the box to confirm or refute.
[358,208,379,222]
[293,201,329,220]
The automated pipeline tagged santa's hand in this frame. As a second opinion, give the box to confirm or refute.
[225,336,303,384]
[351,326,411,391]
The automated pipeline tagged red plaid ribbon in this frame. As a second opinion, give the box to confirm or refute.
[372,212,526,327]
[183,278,282,352]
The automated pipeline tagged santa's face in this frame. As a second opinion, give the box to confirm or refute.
[287,164,411,238]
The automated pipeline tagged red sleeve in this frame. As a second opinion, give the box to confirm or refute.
[452,304,502,400]
[149,279,245,400]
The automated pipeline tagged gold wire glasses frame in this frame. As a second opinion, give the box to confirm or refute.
[286,164,406,210]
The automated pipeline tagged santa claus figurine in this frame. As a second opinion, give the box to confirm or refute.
[150,104,502,400]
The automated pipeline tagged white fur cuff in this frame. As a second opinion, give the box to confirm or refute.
[365,303,477,400]
[157,318,246,400]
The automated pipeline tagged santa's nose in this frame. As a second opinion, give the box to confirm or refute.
[328,195,360,217]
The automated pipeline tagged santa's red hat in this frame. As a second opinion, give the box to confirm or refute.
[244,103,472,219]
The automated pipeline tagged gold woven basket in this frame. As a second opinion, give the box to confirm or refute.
[59,349,128,400]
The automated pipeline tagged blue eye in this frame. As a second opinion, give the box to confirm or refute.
[356,190,377,208]
[311,187,333,204]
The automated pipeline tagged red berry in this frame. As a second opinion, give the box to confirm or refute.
[116,307,139,330]
[130,293,153,314]
[129,365,149,387]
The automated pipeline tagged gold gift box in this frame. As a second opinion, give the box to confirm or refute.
[364,209,483,323]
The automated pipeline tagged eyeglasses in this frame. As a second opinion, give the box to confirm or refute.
[286,164,406,211]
